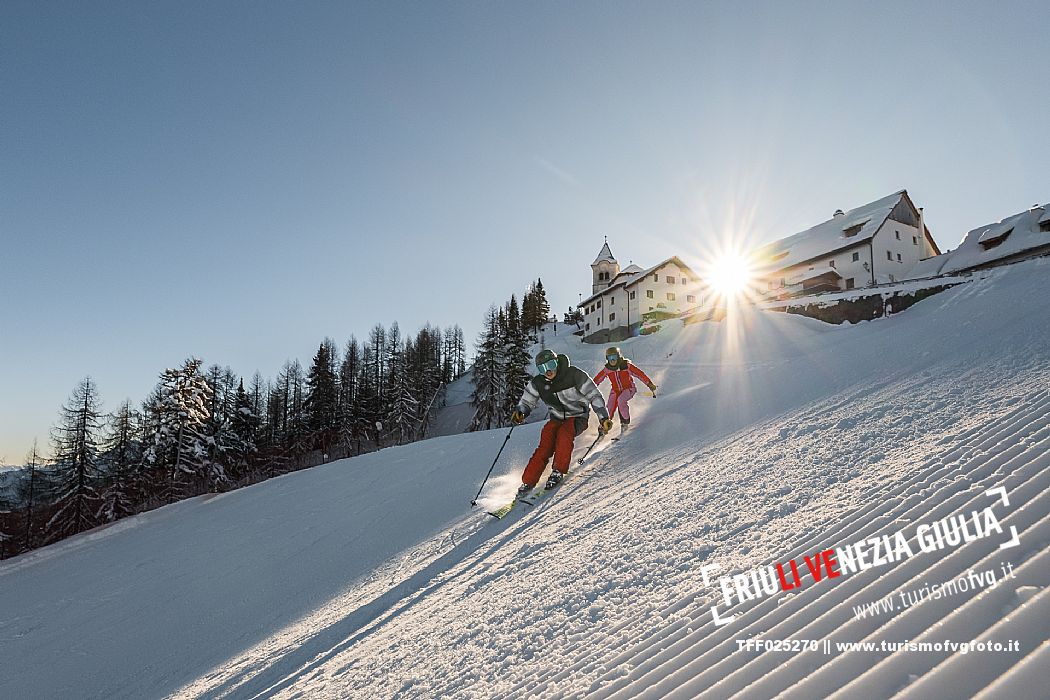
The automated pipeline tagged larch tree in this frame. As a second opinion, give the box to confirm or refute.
[47,377,104,541]
[18,440,46,552]
[97,400,143,523]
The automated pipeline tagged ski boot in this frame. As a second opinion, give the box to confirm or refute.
[619,418,630,435]
[516,482,533,500]
[544,471,565,490]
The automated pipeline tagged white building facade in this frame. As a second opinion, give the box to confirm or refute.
[579,242,704,343]
[755,190,940,299]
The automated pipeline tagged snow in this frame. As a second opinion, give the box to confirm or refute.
[907,204,1050,279]
[2,259,1050,699]
[758,272,977,310]
[755,191,905,271]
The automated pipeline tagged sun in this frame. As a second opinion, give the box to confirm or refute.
[706,252,754,298]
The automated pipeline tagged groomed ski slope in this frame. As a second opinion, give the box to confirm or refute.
[2,260,1049,699]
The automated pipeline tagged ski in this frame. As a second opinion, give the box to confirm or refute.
[520,485,557,507]
[486,501,517,519]
[486,486,544,519]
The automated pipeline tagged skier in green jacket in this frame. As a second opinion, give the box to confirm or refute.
[510,349,613,496]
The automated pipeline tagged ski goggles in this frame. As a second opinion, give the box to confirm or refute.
[605,353,620,362]
[537,358,558,373]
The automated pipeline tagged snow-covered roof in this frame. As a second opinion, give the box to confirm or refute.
[608,264,645,285]
[579,256,699,305]
[591,241,617,266]
[623,256,697,289]
[905,204,1050,279]
[755,191,909,272]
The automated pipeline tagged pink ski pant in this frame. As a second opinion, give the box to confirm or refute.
[608,385,637,420]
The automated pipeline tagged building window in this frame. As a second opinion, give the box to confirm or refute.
[585,323,590,331]
[897,253,902,262]
[829,259,836,268]
[666,275,675,284]
[780,278,786,287]
[609,312,616,322]
[597,299,602,308]
[852,251,860,262]
[629,291,636,300]
[887,250,893,261]
[687,294,696,302]
[682,277,689,284]
[844,223,864,237]
[895,231,901,240]
[913,236,918,245]
[666,292,675,301]
[653,274,658,282]
[1040,220,1050,232]
[610,296,615,305]
[846,278,855,289]
[646,290,654,298]
[648,306,654,311]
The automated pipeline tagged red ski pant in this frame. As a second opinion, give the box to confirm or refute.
[521,417,587,486]
[607,385,637,421]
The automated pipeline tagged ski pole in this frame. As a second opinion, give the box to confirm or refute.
[576,431,605,465]
[470,425,515,506]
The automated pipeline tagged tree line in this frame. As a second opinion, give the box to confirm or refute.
[0,323,468,559]
[469,278,562,431]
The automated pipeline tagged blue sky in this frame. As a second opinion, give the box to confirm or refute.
[2,1,1048,462]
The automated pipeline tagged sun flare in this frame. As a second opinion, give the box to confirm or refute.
[706,252,754,298]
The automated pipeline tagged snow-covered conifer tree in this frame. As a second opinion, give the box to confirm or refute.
[386,335,419,445]
[469,307,506,431]
[227,379,260,484]
[144,358,219,500]
[502,295,532,418]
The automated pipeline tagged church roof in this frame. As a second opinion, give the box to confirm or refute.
[591,241,617,266]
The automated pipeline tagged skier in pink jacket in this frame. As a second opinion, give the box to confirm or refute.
[592,346,657,434]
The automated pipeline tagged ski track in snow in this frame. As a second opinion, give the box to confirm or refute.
[3,260,1049,700]
[181,264,1048,700]
[252,361,1049,700]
